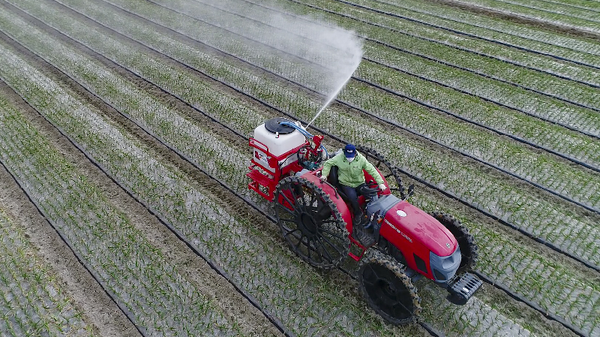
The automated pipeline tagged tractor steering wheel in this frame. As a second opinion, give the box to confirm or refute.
[359,182,380,199]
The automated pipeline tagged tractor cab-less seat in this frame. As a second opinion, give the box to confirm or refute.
[326,166,381,246]
[325,166,379,216]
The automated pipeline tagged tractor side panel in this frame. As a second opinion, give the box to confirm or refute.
[379,219,434,279]
[379,202,457,280]
[390,203,458,257]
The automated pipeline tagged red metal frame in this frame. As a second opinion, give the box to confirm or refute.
[247,137,306,201]
[247,136,457,282]
[247,136,375,259]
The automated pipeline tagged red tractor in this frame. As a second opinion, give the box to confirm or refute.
[247,117,482,324]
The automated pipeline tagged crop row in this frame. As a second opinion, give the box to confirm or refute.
[91,0,600,214]
[0,208,90,336]
[241,0,600,113]
[34,0,600,268]
[2,1,598,334]
[0,27,423,336]
[468,0,600,24]
[350,0,600,60]
[439,0,600,33]
[418,282,535,337]
[0,57,246,335]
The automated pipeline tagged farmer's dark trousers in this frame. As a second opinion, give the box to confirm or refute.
[341,184,365,217]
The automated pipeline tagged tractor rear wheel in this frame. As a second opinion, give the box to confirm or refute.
[356,146,406,198]
[274,176,350,269]
[358,249,421,325]
[430,212,478,273]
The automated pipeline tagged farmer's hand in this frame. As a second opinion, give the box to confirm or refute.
[379,183,387,191]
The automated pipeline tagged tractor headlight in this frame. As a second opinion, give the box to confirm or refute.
[429,248,461,283]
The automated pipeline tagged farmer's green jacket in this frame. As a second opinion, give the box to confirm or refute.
[321,151,384,188]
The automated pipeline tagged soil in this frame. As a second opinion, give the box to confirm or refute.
[425,0,600,41]
[0,80,282,336]
[0,161,137,337]
[0,0,596,336]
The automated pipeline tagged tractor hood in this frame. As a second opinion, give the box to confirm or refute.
[387,201,458,257]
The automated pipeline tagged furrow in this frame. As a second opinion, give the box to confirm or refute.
[2,0,598,334]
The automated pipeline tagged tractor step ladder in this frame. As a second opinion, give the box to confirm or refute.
[349,226,377,261]
[353,227,376,247]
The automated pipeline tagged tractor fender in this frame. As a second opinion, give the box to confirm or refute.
[298,171,353,230]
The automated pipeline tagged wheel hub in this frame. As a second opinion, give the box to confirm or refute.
[358,250,421,325]
[379,279,398,298]
[298,212,318,237]
[274,176,350,269]
[368,270,403,308]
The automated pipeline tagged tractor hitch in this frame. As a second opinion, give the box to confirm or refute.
[446,272,483,305]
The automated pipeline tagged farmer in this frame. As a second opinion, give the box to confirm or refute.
[320,144,387,226]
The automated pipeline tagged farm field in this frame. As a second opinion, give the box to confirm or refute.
[0,0,598,336]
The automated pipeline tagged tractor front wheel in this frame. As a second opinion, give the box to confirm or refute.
[274,176,350,269]
[430,212,478,273]
[358,249,421,325]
